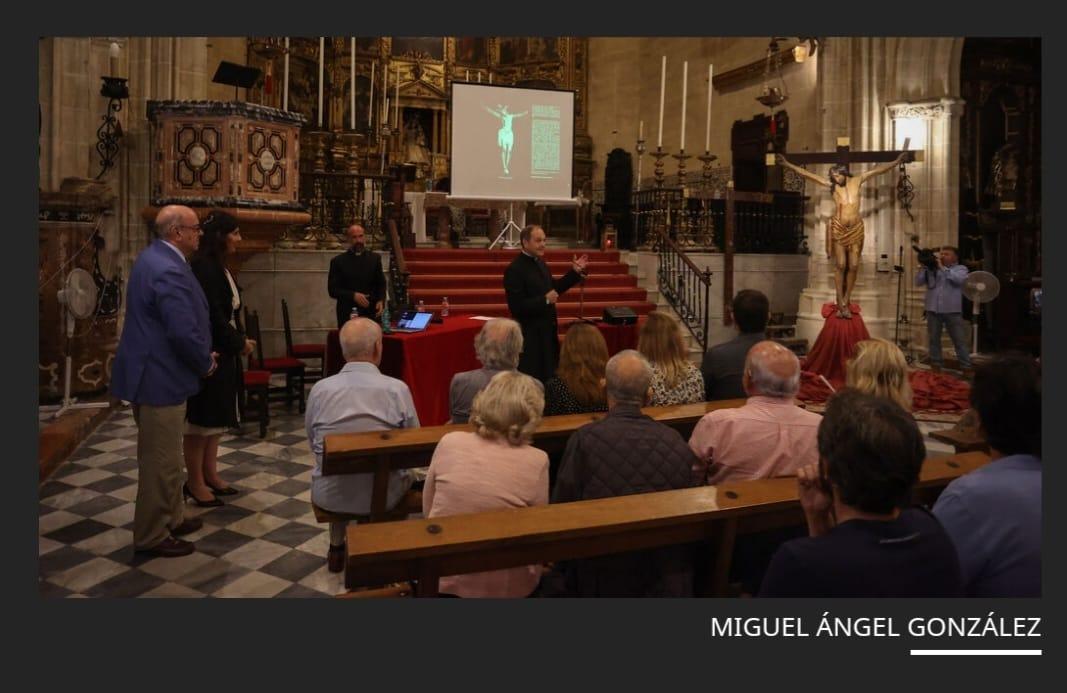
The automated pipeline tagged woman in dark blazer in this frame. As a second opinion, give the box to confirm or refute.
[182,211,255,506]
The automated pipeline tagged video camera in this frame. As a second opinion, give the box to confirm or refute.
[910,235,939,272]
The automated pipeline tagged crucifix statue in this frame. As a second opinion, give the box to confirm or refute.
[774,139,915,318]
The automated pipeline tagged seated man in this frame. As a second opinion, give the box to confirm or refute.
[549,350,699,597]
[759,390,963,597]
[933,352,1041,597]
[690,341,821,485]
[701,289,769,400]
[305,318,420,572]
[449,317,528,424]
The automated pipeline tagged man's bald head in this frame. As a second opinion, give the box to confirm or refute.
[340,317,382,364]
[605,349,652,407]
[154,205,196,239]
[744,340,801,399]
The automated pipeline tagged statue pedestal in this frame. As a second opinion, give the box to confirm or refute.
[801,302,871,387]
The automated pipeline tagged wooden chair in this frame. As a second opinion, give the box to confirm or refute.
[245,306,306,413]
[281,298,325,382]
[238,310,271,438]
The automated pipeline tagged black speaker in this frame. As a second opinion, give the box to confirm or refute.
[603,306,637,325]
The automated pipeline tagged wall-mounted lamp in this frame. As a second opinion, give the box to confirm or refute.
[95,42,129,180]
[792,38,819,63]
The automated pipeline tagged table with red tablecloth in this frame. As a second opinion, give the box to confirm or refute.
[325,317,484,426]
[325,316,640,425]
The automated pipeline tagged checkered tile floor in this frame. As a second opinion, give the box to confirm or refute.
[39,403,346,598]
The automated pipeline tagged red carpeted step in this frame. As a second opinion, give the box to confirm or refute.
[410,287,650,305]
[408,273,639,289]
[425,301,657,318]
[405,260,631,276]
[403,249,620,262]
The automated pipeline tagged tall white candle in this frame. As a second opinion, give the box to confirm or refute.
[350,39,356,130]
[489,71,492,84]
[657,56,666,148]
[680,61,688,151]
[368,60,375,128]
[283,37,290,111]
[478,71,481,83]
[394,64,400,126]
[639,120,644,141]
[466,69,469,81]
[317,37,325,128]
[109,42,120,77]
[705,64,713,152]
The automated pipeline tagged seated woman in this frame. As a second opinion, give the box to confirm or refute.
[845,338,913,411]
[638,311,705,406]
[422,371,549,598]
[543,322,609,416]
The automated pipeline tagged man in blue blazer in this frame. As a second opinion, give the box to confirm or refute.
[111,205,217,557]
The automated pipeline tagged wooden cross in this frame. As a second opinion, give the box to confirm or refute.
[776,136,919,169]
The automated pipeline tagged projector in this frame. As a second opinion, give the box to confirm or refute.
[602,306,637,325]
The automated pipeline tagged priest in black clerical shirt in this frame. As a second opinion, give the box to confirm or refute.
[503,225,589,382]
[328,224,386,328]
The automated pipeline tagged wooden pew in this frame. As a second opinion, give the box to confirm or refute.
[321,399,747,518]
[342,451,991,596]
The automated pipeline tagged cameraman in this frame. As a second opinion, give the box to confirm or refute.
[914,246,972,374]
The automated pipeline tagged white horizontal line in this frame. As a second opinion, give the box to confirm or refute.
[910,650,1041,656]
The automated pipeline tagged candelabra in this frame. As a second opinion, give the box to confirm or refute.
[94,77,129,180]
[673,149,692,191]
[635,137,646,193]
[652,146,669,188]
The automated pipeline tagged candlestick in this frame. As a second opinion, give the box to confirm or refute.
[394,64,400,126]
[368,60,375,129]
[317,37,324,128]
[657,56,666,149]
[283,37,290,111]
[350,39,356,130]
[674,149,691,190]
[680,61,688,152]
[652,146,669,188]
[705,64,713,153]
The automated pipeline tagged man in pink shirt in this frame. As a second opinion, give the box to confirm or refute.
[689,341,821,485]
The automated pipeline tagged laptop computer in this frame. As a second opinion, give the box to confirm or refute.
[390,310,433,333]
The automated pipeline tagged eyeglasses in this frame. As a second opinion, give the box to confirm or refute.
[173,223,202,233]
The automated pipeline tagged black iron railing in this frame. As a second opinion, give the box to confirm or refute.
[656,227,712,350]
[631,188,805,254]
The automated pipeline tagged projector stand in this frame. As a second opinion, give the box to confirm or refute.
[489,203,523,250]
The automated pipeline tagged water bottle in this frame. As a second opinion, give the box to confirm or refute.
[441,297,449,318]
[381,301,392,334]
[350,307,359,321]
[417,300,425,313]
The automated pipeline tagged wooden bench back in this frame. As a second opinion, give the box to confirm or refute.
[322,399,747,476]
[343,451,991,596]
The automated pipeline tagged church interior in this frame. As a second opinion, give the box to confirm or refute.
[38,36,1041,599]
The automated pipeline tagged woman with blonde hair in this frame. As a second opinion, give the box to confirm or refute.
[423,371,549,597]
[638,311,705,406]
[846,338,913,411]
[544,322,609,416]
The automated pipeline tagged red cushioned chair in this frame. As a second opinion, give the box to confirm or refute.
[282,298,325,382]
[244,307,307,413]
[239,311,271,438]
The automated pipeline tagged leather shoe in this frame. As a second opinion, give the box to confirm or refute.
[327,544,345,573]
[206,481,239,496]
[170,517,203,537]
[135,536,195,558]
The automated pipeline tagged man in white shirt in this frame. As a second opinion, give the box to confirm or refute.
[305,317,419,571]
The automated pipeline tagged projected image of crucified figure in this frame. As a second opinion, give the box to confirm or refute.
[485,104,527,176]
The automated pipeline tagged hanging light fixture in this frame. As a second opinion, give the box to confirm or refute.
[756,38,789,109]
